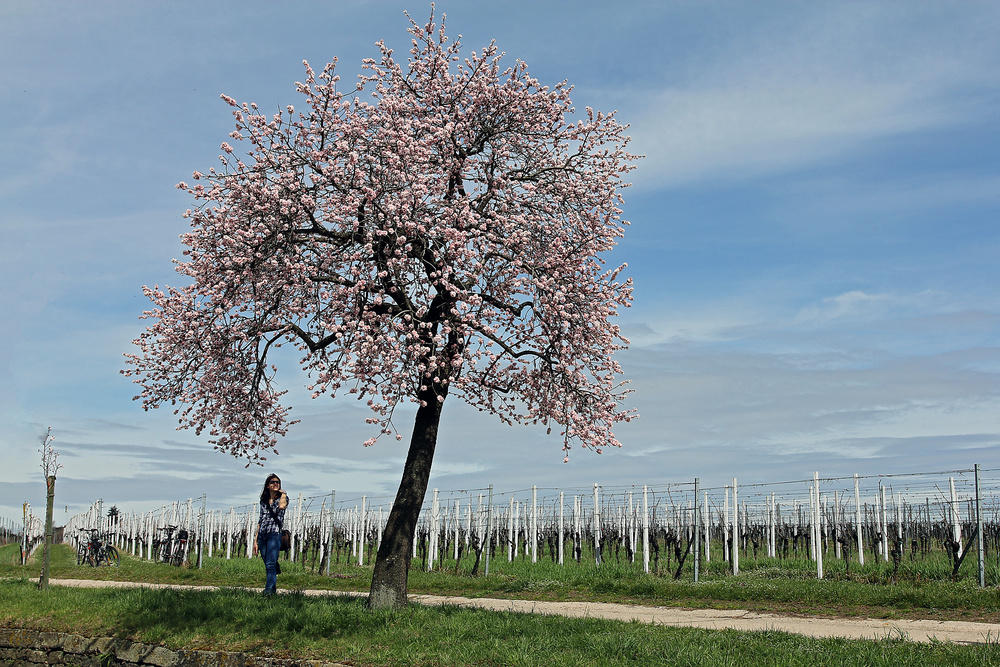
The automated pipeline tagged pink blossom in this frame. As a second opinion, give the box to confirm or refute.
[123,11,638,466]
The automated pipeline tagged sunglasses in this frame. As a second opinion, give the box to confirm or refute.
[268,480,281,485]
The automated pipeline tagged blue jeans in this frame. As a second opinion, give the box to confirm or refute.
[258,531,282,594]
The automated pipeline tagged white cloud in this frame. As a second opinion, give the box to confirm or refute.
[624,4,1000,187]
[631,80,933,186]
[794,290,891,324]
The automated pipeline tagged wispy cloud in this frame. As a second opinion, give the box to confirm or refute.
[626,4,1000,188]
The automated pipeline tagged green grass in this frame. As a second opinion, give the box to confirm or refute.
[2,578,999,666]
[4,544,1000,665]
[0,543,21,565]
[5,543,1000,623]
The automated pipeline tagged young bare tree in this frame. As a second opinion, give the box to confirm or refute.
[38,427,60,590]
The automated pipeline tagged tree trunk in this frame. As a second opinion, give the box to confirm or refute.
[368,389,446,609]
[39,475,55,590]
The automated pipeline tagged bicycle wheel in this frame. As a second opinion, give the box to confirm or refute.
[171,541,186,566]
[105,545,120,567]
[87,550,98,567]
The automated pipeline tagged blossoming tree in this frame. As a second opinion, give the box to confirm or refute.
[124,11,637,608]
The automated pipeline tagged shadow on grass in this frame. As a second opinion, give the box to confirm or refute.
[100,586,394,645]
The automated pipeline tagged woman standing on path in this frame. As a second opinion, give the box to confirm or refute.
[257,473,288,596]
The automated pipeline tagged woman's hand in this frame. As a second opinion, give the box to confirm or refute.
[278,489,288,509]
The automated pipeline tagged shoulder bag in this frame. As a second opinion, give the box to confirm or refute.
[265,500,292,552]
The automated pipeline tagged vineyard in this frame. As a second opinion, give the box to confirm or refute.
[12,465,1000,586]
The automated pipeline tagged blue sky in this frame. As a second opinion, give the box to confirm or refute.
[3,1,999,521]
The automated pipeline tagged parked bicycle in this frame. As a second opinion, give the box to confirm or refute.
[77,528,119,567]
[153,525,189,566]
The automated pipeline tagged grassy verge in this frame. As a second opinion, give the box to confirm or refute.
[4,544,1000,665]
[5,544,999,623]
[2,578,999,666]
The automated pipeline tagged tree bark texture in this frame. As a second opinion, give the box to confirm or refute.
[368,389,446,609]
[39,475,55,590]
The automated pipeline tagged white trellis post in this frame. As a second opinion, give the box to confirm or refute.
[732,478,739,575]
[558,491,565,566]
[703,490,710,563]
[136,512,143,560]
[214,509,222,556]
[723,486,730,563]
[627,491,634,564]
[692,478,700,583]
[512,501,520,560]
[291,492,303,562]
[476,493,484,554]
[879,486,888,562]
[428,489,439,571]
[531,486,538,564]
[813,472,823,579]
[507,496,514,562]
[132,513,139,558]
[326,490,335,576]
[768,493,775,558]
[470,495,477,556]
[245,507,254,559]
[484,484,494,576]
[833,490,841,559]
[854,474,864,566]
[975,464,985,588]
[350,505,361,558]
[454,499,461,562]
[198,495,206,568]
[467,495,473,555]
[317,499,326,569]
[642,485,649,573]
[516,501,523,559]
[949,477,962,558]
[441,500,449,565]
[226,507,235,560]
[206,510,214,558]
[809,483,817,562]
[574,495,581,563]
[593,483,602,566]
[358,495,367,566]
[412,508,418,560]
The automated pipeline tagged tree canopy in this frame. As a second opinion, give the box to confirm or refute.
[124,12,637,465]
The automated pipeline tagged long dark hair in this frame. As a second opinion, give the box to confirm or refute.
[260,473,280,505]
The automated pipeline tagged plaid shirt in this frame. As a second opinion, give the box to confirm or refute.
[258,497,286,536]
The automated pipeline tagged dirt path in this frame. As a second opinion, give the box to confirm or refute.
[48,578,1000,645]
